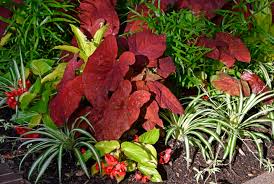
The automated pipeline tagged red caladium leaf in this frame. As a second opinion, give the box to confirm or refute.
[215,32,251,63]
[143,100,163,130]
[147,81,184,114]
[157,57,176,78]
[128,31,166,60]
[211,73,250,96]
[79,0,119,36]
[0,7,12,37]
[176,0,226,19]
[241,71,270,94]
[197,32,251,68]
[82,35,135,109]
[93,80,151,140]
[49,76,84,126]
[57,56,83,90]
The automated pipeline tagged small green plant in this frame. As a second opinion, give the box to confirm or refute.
[85,128,163,183]
[161,95,223,168]
[19,116,100,184]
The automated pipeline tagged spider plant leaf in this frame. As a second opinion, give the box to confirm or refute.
[74,148,90,178]
[247,132,263,164]
[190,131,213,158]
[75,141,101,172]
[58,144,63,183]
[229,133,238,164]
[165,126,176,145]
[35,150,58,184]
[184,136,191,169]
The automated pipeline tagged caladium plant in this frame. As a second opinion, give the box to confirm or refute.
[49,29,183,140]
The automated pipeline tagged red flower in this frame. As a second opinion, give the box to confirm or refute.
[202,95,209,101]
[103,154,127,179]
[95,162,105,171]
[80,148,86,154]
[105,154,119,166]
[159,148,172,164]
[134,171,150,183]
[14,126,40,139]
[5,80,31,109]
[133,135,139,142]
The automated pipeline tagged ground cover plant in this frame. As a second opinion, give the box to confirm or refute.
[0,0,274,184]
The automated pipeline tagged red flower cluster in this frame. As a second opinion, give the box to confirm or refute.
[15,126,40,138]
[95,154,127,179]
[5,80,31,109]
[159,148,172,164]
[134,171,150,183]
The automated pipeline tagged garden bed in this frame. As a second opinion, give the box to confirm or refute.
[0,0,274,184]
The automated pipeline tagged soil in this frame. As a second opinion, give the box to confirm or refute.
[1,108,274,184]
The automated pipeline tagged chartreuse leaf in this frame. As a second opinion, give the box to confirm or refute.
[19,78,41,110]
[42,114,58,130]
[30,59,52,76]
[121,142,157,168]
[19,92,37,110]
[29,114,43,128]
[30,89,50,113]
[139,128,160,144]
[54,24,107,62]
[95,140,120,156]
[0,32,12,47]
[137,164,162,182]
[41,63,67,84]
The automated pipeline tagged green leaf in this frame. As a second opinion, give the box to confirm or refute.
[11,111,39,124]
[42,114,58,130]
[121,142,157,168]
[29,114,43,128]
[29,78,42,94]
[137,164,162,182]
[95,140,120,156]
[19,92,37,110]
[30,59,52,76]
[30,90,50,113]
[41,63,67,84]
[139,128,160,144]
[53,45,80,54]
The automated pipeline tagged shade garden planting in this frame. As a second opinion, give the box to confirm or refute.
[0,0,274,183]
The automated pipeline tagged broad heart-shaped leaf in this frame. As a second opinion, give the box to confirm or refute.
[128,31,166,60]
[211,72,250,96]
[147,81,184,115]
[91,80,151,140]
[177,0,226,19]
[79,0,119,36]
[121,142,157,168]
[49,76,84,126]
[197,32,251,68]
[157,57,176,78]
[216,32,251,63]
[143,100,164,131]
[19,92,37,110]
[241,71,272,102]
[83,36,135,109]
[30,89,51,114]
[95,140,120,156]
[139,128,160,145]
[30,59,53,76]
[137,164,162,182]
